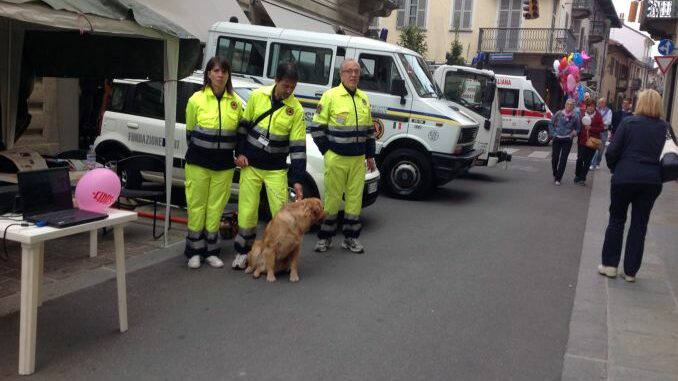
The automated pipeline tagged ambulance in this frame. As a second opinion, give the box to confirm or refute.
[204,22,482,199]
[495,75,553,146]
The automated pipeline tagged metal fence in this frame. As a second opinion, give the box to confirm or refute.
[478,28,576,54]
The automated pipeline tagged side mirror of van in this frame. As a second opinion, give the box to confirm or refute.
[391,79,407,105]
[540,103,546,112]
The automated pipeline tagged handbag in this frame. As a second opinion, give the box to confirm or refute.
[661,127,678,182]
[585,129,602,150]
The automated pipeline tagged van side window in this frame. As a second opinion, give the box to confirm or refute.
[177,82,203,124]
[357,54,402,94]
[523,90,544,111]
[216,36,266,76]
[109,83,131,112]
[498,88,519,108]
[132,82,164,120]
[332,47,346,87]
[267,43,332,85]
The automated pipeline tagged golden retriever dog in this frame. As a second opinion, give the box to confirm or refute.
[245,197,324,282]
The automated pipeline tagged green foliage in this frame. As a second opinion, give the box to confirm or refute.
[446,22,465,65]
[398,25,428,58]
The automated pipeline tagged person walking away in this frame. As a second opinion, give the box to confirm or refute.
[610,97,633,140]
[590,98,612,170]
[598,89,668,282]
[574,99,604,185]
[311,59,376,254]
[549,98,580,185]
[232,62,306,269]
[184,57,242,269]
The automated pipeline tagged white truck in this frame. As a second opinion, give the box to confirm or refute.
[432,65,510,166]
[204,22,482,199]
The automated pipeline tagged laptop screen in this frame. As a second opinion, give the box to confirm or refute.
[17,167,73,217]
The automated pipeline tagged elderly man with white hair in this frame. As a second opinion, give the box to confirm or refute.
[590,97,612,170]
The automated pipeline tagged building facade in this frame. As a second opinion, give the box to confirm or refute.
[377,0,620,111]
[639,0,678,134]
[600,39,652,109]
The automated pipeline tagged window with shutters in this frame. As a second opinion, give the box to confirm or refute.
[396,0,428,29]
[451,0,473,31]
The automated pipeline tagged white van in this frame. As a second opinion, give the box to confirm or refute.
[432,65,510,166]
[204,22,482,199]
[495,75,553,146]
[93,73,381,208]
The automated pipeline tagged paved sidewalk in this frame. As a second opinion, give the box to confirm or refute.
[562,169,678,380]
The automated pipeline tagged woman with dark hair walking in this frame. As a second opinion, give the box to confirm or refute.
[598,89,668,282]
[184,56,242,269]
[574,99,604,185]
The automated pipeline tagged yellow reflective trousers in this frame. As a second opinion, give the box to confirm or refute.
[318,150,365,239]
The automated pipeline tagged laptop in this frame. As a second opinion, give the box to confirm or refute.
[17,167,108,228]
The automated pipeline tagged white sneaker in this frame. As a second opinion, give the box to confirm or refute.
[589,165,595,170]
[205,255,224,268]
[231,254,248,269]
[187,255,201,269]
[622,273,636,282]
[341,238,365,254]
[554,180,561,186]
[314,238,332,252]
[597,264,617,278]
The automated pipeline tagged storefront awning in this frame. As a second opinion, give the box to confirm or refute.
[261,1,336,34]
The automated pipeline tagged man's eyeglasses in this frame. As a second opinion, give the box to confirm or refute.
[341,69,360,75]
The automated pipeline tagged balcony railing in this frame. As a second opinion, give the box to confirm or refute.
[630,78,642,90]
[646,0,678,18]
[572,0,592,19]
[478,28,576,54]
[589,21,606,43]
[639,0,678,39]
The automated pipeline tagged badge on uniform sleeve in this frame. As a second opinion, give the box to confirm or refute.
[230,101,237,110]
[362,98,367,106]
[286,107,294,116]
[316,103,322,114]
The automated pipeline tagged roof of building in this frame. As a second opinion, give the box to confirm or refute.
[599,0,622,28]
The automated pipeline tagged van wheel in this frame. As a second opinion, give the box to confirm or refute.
[96,145,130,166]
[530,124,551,146]
[382,148,432,199]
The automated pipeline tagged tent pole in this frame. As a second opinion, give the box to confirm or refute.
[163,37,179,248]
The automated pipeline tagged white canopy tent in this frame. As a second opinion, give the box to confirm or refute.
[0,0,203,246]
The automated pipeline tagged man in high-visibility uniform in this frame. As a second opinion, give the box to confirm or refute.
[232,62,306,269]
[311,58,376,254]
[184,57,241,269]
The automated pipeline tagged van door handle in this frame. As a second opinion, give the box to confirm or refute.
[126,122,139,129]
[314,91,324,97]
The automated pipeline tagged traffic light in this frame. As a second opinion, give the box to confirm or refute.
[523,0,539,19]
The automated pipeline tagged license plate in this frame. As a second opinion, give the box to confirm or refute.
[367,181,378,193]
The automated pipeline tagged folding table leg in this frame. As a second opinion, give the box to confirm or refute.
[113,225,128,333]
[89,230,97,258]
[19,242,40,375]
[37,243,44,307]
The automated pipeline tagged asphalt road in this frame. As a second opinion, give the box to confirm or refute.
[0,154,592,380]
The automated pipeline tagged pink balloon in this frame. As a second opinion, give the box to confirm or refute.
[566,74,576,92]
[568,64,580,78]
[75,168,121,212]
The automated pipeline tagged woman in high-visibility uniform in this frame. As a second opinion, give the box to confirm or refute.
[184,56,242,269]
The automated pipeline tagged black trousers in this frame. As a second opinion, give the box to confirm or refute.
[551,137,573,181]
[574,144,596,182]
[601,183,662,276]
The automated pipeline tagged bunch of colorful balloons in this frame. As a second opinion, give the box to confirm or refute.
[553,51,591,103]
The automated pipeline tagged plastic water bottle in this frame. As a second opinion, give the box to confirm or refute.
[86,145,96,170]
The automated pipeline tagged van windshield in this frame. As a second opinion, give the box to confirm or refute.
[441,70,494,119]
[398,54,439,98]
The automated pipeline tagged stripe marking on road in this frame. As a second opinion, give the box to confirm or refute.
[528,151,550,159]
[568,153,577,162]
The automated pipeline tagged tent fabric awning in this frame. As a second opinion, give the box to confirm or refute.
[261,1,336,34]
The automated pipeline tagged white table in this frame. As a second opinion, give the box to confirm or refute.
[0,208,137,375]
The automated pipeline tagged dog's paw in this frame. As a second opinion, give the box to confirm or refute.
[244,266,254,274]
[266,275,277,283]
[289,274,300,282]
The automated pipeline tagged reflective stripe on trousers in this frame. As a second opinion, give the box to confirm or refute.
[318,150,365,239]
[184,163,234,258]
[234,167,288,255]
